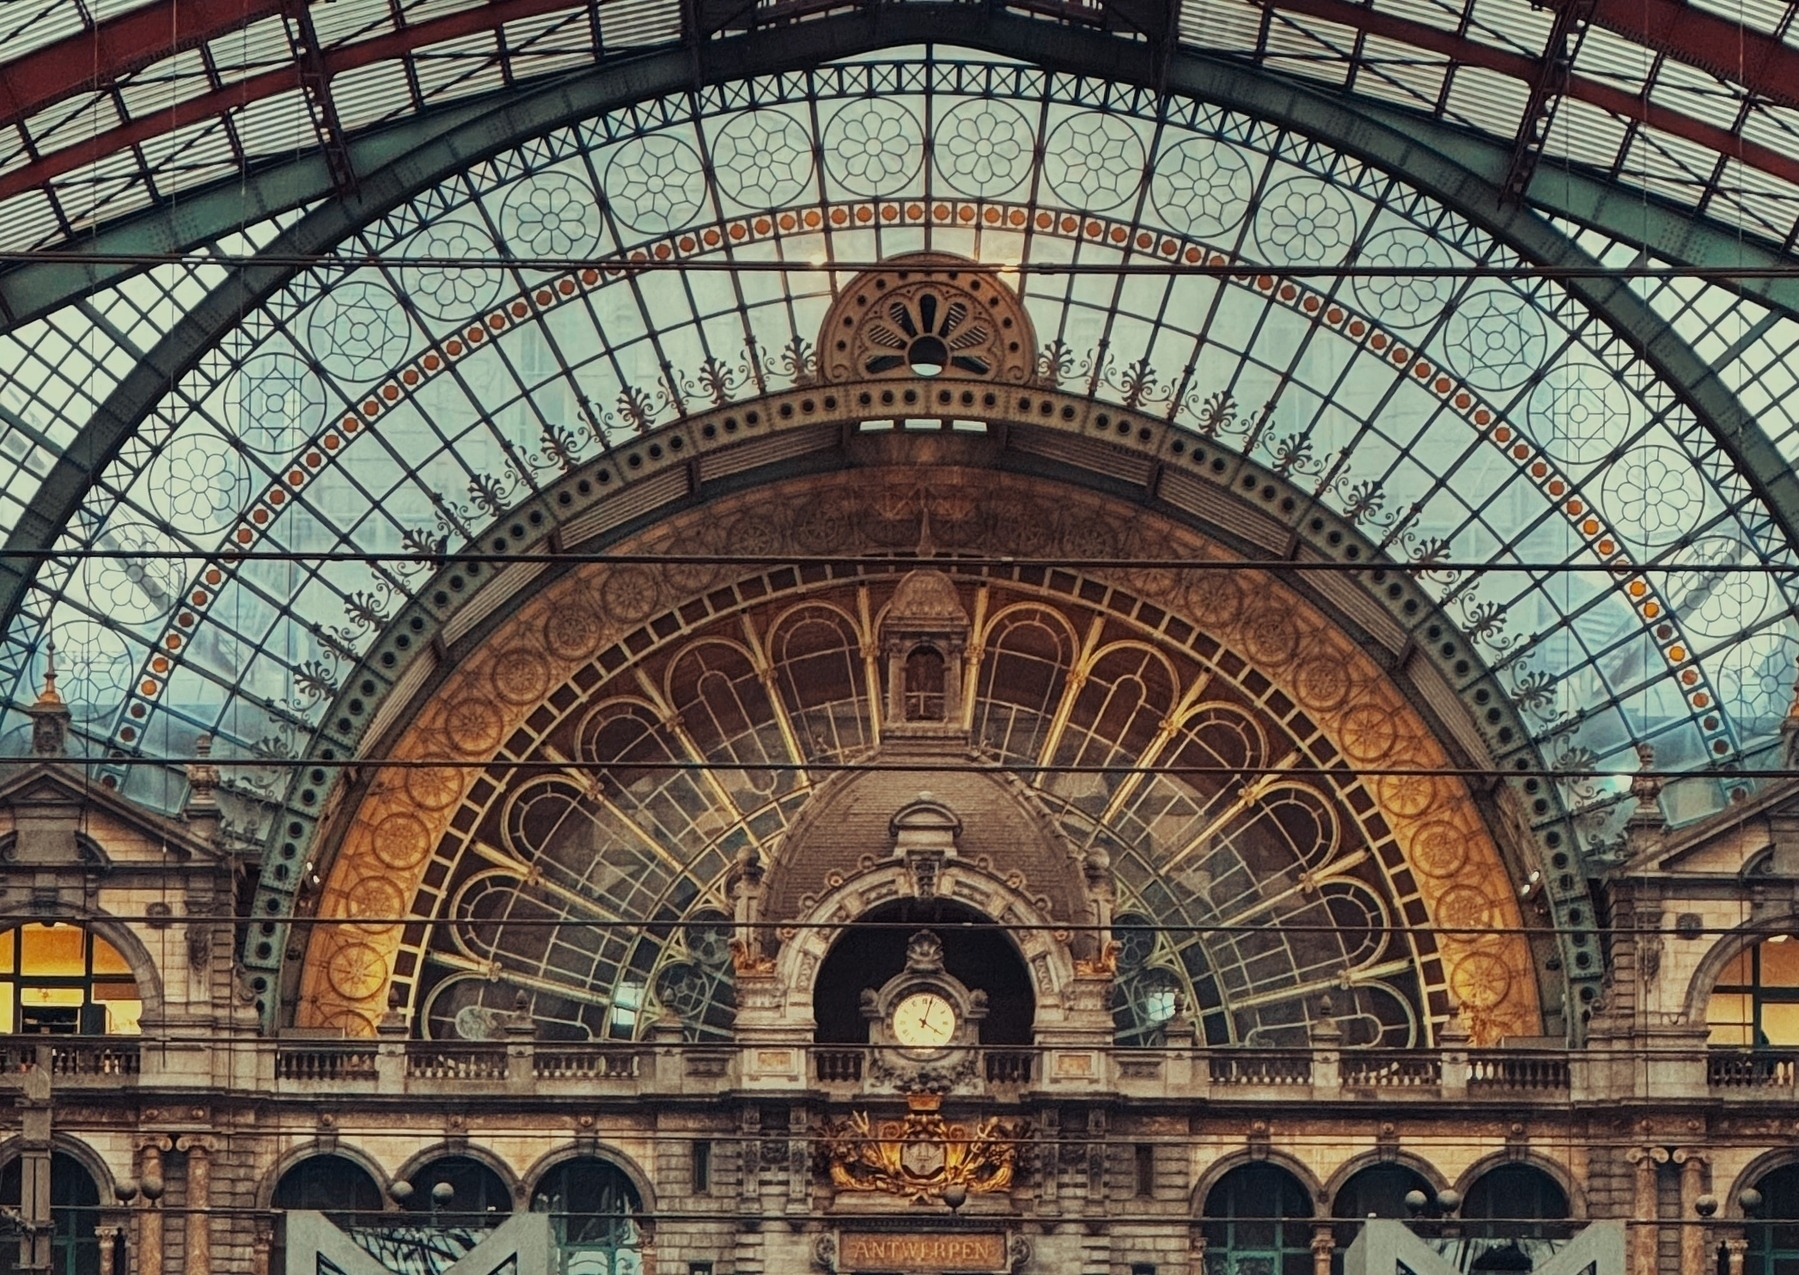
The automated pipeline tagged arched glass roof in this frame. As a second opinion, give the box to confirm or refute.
[0,29,1795,878]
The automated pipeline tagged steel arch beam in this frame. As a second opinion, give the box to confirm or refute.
[11,21,1799,329]
[0,0,288,130]
[3,4,1798,722]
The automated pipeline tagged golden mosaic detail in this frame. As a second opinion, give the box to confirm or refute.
[296,468,1541,1044]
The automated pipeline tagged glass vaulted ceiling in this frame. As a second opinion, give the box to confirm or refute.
[0,47,1797,858]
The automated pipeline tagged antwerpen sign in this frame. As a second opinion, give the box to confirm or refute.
[837,1232,1010,1272]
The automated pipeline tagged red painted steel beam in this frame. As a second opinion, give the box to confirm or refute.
[1586,0,1799,112]
[1259,0,1799,191]
[0,0,290,130]
[0,0,585,207]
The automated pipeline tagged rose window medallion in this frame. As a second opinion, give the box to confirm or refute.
[817,253,1038,385]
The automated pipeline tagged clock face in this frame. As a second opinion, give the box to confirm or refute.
[892,990,958,1049]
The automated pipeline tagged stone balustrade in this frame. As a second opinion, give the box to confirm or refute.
[3,1035,1794,1105]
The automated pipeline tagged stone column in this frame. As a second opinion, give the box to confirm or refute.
[249,1218,272,1275]
[1310,1224,1334,1275]
[95,1226,120,1275]
[1674,1148,1708,1275]
[1725,1235,1749,1275]
[1186,1234,1205,1275]
[136,1140,165,1275]
[177,1137,214,1275]
[17,1055,53,1275]
[1626,1146,1669,1275]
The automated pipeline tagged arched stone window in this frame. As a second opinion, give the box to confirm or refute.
[531,1158,643,1275]
[0,1152,104,1275]
[0,924,141,1036]
[903,645,947,721]
[1707,935,1799,1047]
[272,1154,383,1218]
[1332,1162,1439,1257]
[1201,1162,1314,1274]
[1460,1164,1570,1267]
[400,1156,513,1228]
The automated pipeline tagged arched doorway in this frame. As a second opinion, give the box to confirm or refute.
[1745,1162,1799,1274]
[1460,1163,1571,1270]
[530,1159,643,1275]
[400,1156,513,1230]
[811,899,1034,1044]
[1331,1163,1439,1264]
[1201,1163,1316,1275]
[272,1154,383,1219]
[0,1152,104,1275]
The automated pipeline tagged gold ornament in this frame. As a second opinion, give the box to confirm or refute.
[817,1094,1028,1202]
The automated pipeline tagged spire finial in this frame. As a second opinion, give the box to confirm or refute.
[1783,654,1799,768]
[36,632,61,706]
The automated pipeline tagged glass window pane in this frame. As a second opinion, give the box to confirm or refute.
[0,929,13,969]
[1762,1002,1799,1046]
[0,983,11,1033]
[104,999,143,1034]
[1718,949,1754,986]
[19,924,84,976]
[1762,938,1799,988]
[91,936,132,976]
[21,986,83,1007]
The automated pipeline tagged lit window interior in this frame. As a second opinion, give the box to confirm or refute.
[0,924,142,1036]
[1707,937,1799,1048]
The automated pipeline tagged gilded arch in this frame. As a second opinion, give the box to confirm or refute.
[291,466,1548,1048]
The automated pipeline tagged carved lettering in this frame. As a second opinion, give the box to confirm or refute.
[838,1233,1008,1272]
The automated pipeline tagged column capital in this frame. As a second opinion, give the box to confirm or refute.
[1673,1147,1709,1166]
[174,1134,219,1155]
[1627,1146,1671,1165]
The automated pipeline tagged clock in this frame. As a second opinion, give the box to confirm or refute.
[892,990,958,1050]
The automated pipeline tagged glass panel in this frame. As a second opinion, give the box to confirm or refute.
[1761,1002,1799,1046]
[90,935,132,976]
[1762,938,1799,987]
[19,924,84,976]
[0,928,13,969]
[1717,948,1754,986]
[20,986,83,1006]
[103,998,143,1035]
[1707,990,1751,1045]
[0,983,11,1033]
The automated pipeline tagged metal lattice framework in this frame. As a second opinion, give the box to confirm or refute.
[0,7,1795,1032]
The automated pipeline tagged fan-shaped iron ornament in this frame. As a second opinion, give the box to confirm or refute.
[818,252,1038,385]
